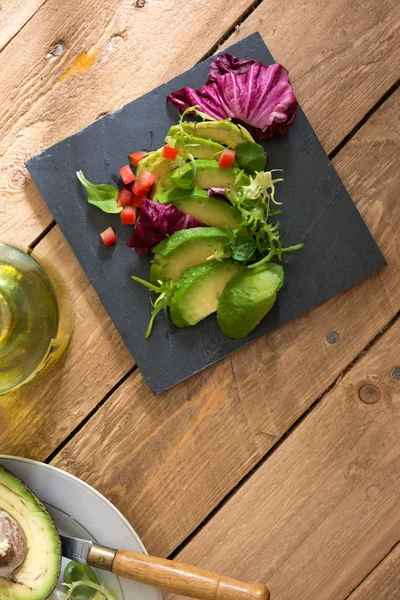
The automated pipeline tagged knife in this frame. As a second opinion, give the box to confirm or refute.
[60,534,269,600]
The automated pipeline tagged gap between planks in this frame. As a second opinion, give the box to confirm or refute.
[167,309,400,560]
[44,365,138,464]
[344,541,400,599]
[0,0,50,54]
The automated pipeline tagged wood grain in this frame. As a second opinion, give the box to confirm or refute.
[0,226,133,458]
[0,0,255,247]
[1,0,399,247]
[347,544,400,600]
[170,316,400,600]
[0,0,47,52]
[225,0,400,152]
[52,91,400,557]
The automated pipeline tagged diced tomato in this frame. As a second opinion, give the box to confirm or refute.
[120,206,137,225]
[218,148,236,169]
[128,151,147,166]
[117,188,134,206]
[119,165,136,185]
[133,194,145,208]
[162,145,179,161]
[100,227,116,247]
[139,170,158,190]
[133,171,158,195]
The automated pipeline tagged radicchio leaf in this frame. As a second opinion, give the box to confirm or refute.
[167,53,297,139]
[129,199,203,255]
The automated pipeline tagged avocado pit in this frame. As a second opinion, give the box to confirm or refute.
[0,510,27,578]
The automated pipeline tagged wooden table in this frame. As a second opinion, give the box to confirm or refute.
[1,1,399,598]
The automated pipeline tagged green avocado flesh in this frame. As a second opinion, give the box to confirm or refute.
[170,262,242,327]
[166,134,226,160]
[159,188,242,230]
[0,466,61,600]
[217,264,284,338]
[136,148,179,178]
[172,159,247,190]
[167,120,254,148]
[150,227,231,283]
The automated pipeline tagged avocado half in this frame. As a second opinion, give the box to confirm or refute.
[0,466,61,600]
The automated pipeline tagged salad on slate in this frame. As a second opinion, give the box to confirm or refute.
[77,53,303,339]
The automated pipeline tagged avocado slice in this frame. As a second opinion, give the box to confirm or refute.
[170,262,243,327]
[167,120,254,148]
[136,148,179,178]
[0,466,61,600]
[150,227,231,283]
[165,134,226,160]
[159,187,242,230]
[171,159,249,190]
[217,263,284,338]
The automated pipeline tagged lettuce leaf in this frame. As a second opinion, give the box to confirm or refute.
[167,53,297,139]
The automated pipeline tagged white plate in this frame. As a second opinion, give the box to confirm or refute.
[0,456,162,600]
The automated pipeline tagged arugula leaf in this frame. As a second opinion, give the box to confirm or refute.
[63,561,98,599]
[235,142,267,173]
[76,171,122,213]
[231,236,256,261]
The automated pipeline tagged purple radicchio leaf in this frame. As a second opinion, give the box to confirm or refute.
[129,198,203,255]
[167,53,298,140]
[207,187,229,201]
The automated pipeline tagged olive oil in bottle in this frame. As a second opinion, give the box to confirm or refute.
[0,243,73,395]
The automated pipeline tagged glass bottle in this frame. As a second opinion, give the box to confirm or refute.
[0,243,73,395]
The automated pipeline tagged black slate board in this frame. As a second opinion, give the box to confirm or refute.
[26,33,386,394]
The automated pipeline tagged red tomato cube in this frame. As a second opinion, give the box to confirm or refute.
[128,151,147,166]
[133,181,147,196]
[162,145,179,160]
[218,149,236,169]
[133,194,145,208]
[120,206,137,225]
[139,170,158,191]
[119,165,136,185]
[100,227,116,247]
[117,188,134,206]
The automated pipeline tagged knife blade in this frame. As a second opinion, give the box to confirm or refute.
[60,533,269,600]
[60,534,116,571]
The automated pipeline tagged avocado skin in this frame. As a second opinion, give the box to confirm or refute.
[217,264,285,338]
[170,262,242,327]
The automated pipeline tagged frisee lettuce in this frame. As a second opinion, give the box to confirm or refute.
[63,581,116,600]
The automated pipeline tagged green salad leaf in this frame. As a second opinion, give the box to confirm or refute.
[63,581,116,600]
[76,171,122,213]
[170,154,196,188]
[235,142,267,173]
[231,235,256,261]
[132,277,175,338]
[63,561,99,599]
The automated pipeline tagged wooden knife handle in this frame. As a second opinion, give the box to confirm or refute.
[112,550,269,600]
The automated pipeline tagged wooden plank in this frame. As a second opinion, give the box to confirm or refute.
[0,226,133,458]
[170,317,400,600]
[0,0,255,246]
[225,0,400,151]
[0,0,47,52]
[2,0,400,247]
[347,544,400,600]
[52,91,400,557]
